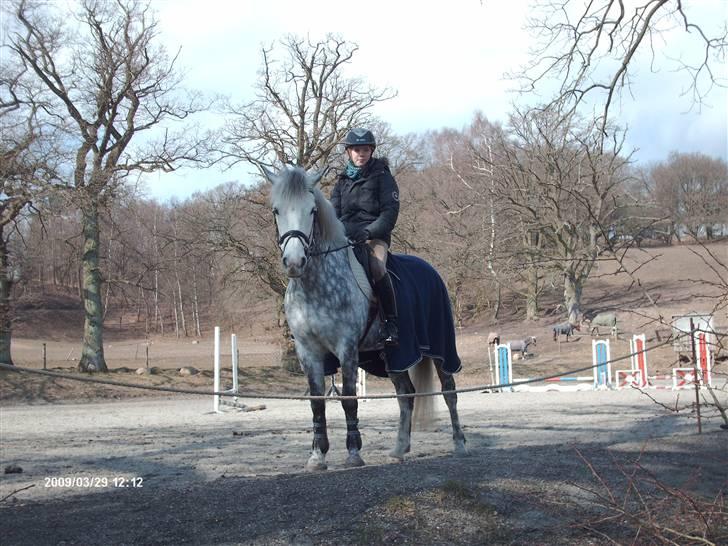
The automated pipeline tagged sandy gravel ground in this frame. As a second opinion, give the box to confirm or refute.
[1,388,726,545]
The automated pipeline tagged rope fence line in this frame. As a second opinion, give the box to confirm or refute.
[0,335,695,402]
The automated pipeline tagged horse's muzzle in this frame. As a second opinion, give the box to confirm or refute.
[283,255,307,278]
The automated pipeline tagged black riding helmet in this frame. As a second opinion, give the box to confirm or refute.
[344,128,376,149]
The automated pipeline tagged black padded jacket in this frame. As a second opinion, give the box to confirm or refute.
[330,158,400,245]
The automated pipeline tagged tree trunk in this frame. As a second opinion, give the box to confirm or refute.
[0,230,14,365]
[154,269,163,335]
[78,201,107,372]
[176,273,187,337]
[525,264,539,320]
[493,284,501,319]
[192,268,202,337]
[172,287,180,338]
[102,233,113,320]
[563,272,582,325]
[172,211,187,337]
[152,210,163,334]
[136,286,143,322]
[281,328,300,373]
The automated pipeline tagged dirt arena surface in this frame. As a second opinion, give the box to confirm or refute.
[1,387,727,545]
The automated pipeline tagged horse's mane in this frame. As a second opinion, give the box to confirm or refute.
[313,188,348,246]
[270,167,347,246]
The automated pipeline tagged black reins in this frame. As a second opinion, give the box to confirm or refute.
[309,241,360,257]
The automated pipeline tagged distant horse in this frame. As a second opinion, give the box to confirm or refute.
[553,322,579,341]
[508,336,537,357]
[582,312,618,337]
[263,165,466,471]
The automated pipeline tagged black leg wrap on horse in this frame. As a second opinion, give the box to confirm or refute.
[346,418,361,450]
[374,274,399,346]
[346,430,362,451]
[312,420,329,454]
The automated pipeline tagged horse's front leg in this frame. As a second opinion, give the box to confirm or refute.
[340,356,365,468]
[303,365,329,472]
[388,371,415,460]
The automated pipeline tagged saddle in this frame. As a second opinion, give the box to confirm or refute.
[351,243,376,289]
[347,244,383,347]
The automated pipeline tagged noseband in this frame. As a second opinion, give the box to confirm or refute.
[278,228,313,254]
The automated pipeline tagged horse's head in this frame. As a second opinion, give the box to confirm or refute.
[262,164,329,278]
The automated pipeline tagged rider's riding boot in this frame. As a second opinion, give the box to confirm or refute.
[374,274,399,347]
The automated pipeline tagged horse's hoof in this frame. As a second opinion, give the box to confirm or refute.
[305,461,327,472]
[345,453,365,467]
[454,441,468,457]
[388,449,406,461]
[305,455,327,472]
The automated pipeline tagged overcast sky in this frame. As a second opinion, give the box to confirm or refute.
[145,0,728,201]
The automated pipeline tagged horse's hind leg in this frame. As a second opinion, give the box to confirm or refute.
[340,358,365,467]
[436,364,467,456]
[388,371,415,460]
[304,371,329,472]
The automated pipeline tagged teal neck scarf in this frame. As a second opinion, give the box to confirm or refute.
[345,160,363,180]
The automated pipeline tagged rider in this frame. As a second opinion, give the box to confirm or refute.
[330,128,400,347]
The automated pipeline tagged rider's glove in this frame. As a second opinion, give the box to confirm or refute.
[350,229,370,245]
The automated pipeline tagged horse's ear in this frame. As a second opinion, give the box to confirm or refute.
[307,166,330,189]
[251,160,278,185]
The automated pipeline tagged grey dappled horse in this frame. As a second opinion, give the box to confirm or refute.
[264,165,466,471]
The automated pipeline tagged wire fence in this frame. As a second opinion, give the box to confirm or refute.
[4,334,717,402]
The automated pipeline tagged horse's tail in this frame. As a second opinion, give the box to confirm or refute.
[409,357,438,431]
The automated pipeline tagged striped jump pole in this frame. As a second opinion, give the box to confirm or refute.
[672,329,713,391]
[617,334,649,389]
[631,334,649,387]
[592,338,612,389]
[696,331,713,386]
[617,334,676,390]
[494,343,513,392]
[545,376,594,382]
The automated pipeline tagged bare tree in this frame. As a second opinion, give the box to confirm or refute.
[408,122,507,322]
[518,0,728,138]
[480,107,634,323]
[221,34,396,172]
[0,55,61,364]
[7,0,211,371]
[649,151,728,239]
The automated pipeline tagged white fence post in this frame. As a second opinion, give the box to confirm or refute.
[213,326,221,413]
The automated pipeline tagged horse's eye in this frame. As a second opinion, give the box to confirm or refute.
[311,207,317,215]
[272,208,278,216]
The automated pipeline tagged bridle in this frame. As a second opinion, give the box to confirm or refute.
[273,195,361,262]
[277,220,316,259]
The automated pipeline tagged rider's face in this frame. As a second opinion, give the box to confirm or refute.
[347,145,373,167]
